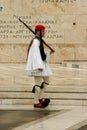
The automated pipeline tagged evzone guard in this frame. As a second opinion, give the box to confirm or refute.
[26,24,54,108]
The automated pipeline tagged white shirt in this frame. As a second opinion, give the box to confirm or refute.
[26,38,52,76]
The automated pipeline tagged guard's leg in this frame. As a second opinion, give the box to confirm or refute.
[39,76,50,106]
[39,76,49,99]
[33,76,44,108]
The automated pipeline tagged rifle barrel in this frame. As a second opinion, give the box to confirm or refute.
[14,15,55,53]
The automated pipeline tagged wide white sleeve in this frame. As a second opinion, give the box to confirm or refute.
[45,50,50,62]
[30,39,44,70]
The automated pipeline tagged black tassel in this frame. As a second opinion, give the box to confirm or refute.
[32,85,40,93]
[32,86,35,93]
[40,82,49,89]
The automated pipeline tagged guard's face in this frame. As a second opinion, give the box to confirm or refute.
[41,30,45,37]
[36,30,45,37]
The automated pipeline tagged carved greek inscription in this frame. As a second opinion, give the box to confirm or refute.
[40,0,76,3]
[0,15,64,43]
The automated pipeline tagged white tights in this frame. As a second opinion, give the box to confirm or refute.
[34,76,49,104]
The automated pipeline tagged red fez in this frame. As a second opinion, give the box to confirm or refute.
[35,24,45,30]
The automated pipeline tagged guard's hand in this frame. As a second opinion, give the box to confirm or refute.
[50,50,55,55]
[38,68,43,71]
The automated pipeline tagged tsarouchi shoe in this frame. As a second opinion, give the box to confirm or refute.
[39,98,50,104]
[39,98,50,108]
[34,103,44,108]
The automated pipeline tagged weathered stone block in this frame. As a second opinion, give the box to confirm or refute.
[0,0,87,63]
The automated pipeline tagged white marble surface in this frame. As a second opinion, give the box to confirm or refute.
[0,63,87,130]
[0,63,87,107]
[0,105,86,130]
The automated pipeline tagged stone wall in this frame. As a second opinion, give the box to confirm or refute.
[0,0,87,63]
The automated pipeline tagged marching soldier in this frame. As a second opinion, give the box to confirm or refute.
[26,24,53,108]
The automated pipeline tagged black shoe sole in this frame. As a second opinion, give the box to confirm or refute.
[42,102,49,108]
[45,99,50,104]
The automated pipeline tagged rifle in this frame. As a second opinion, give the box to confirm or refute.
[14,15,55,53]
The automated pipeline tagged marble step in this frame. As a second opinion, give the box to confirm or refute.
[0,85,87,106]
[1,64,87,87]
[1,71,87,81]
[1,78,87,86]
[0,85,86,106]
[1,68,87,86]
[62,61,87,69]
[0,63,86,78]
[0,63,87,106]
[1,64,87,86]
[0,99,86,106]
[0,91,87,100]
[0,86,87,93]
